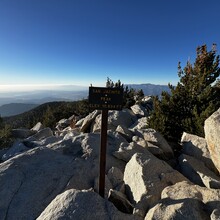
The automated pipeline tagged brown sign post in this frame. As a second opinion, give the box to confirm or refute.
[89,86,123,197]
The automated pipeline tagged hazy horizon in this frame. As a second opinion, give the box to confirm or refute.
[0,84,88,93]
[0,82,172,93]
[0,83,170,108]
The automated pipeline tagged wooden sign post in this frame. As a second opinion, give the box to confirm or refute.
[89,87,123,197]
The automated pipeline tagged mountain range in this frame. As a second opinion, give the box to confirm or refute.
[126,83,170,96]
[0,83,170,117]
[0,103,39,117]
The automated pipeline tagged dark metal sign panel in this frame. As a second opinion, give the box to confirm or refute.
[89,87,123,110]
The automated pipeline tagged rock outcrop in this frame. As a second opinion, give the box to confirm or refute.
[1,104,220,219]
[124,152,188,217]
[205,108,220,173]
[0,147,76,220]
[181,132,217,173]
[162,181,220,217]
[178,154,220,189]
[37,189,141,220]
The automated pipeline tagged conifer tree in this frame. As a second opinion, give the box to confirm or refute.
[42,105,56,128]
[0,115,2,128]
[106,77,144,108]
[148,44,220,142]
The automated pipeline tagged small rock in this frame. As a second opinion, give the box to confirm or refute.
[116,125,133,142]
[107,167,124,189]
[2,140,29,161]
[131,104,149,118]
[108,189,133,214]
[94,175,113,198]
[26,127,53,141]
[11,128,35,139]
[31,122,44,132]
[141,129,174,159]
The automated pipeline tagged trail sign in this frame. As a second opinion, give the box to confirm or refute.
[89,87,123,110]
[88,86,123,197]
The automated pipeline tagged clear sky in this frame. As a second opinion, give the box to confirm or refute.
[0,0,220,90]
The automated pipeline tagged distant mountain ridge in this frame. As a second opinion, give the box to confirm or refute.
[0,103,38,117]
[127,83,170,96]
[2,101,89,129]
[0,90,88,106]
[0,83,170,117]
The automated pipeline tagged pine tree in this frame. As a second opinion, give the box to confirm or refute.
[106,77,145,108]
[148,44,220,142]
[215,79,220,88]
[0,115,2,128]
[42,105,56,128]
[0,124,13,149]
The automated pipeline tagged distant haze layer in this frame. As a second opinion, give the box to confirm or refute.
[0,84,88,92]
[0,83,170,107]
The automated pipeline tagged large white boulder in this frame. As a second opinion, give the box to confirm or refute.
[178,154,220,189]
[162,181,220,218]
[47,135,82,155]
[56,118,71,131]
[79,110,101,132]
[140,129,174,159]
[0,147,77,220]
[26,127,53,141]
[181,132,217,173]
[113,142,150,162]
[31,122,44,132]
[124,152,188,217]
[0,135,122,219]
[130,117,148,130]
[37,189,141,220]
[64,132,127,190]
[205,108,220,173]
[130,104,149,118]
[91,109,137,132]
[11,128,35,139]
[2,140,29,161]
[116,125,134,142]
[145,197,209,220]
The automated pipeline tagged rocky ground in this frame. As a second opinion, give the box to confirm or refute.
[0,97,220,220]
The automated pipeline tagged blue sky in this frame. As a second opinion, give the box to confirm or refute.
[0,0,220,90]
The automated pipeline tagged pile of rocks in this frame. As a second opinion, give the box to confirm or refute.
[0,97,220,220]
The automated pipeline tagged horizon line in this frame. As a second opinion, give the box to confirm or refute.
[0,82,171,93]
